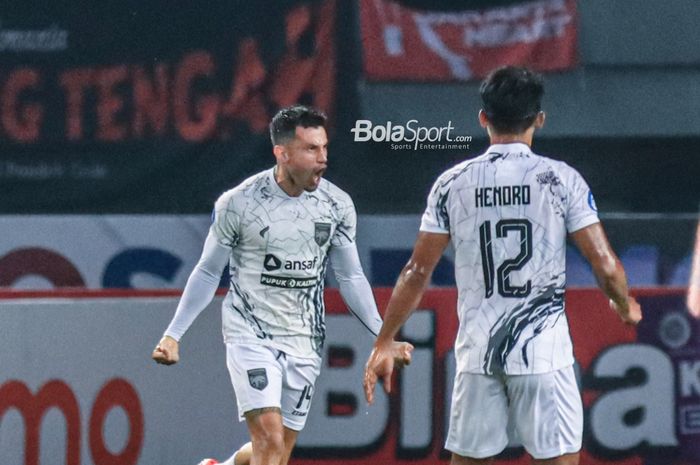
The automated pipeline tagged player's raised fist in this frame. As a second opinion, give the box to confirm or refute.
[152,335,180,365]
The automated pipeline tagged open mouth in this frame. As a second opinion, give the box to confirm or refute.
[312,168,326,183]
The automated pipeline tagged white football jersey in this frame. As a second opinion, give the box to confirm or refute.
[421,143,599,375]
[211,168,356,359]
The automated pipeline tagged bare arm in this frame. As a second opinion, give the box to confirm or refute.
[364,231,450,403]
[570,223,641,324]
[376,232,451,343]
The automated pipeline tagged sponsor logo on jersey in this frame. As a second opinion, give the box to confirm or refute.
[263,254,282,271]
[260,274,318,288]
[247,368,268,391]
[314,222,331,246]
[285,257,318,270]
[264,254,318,272]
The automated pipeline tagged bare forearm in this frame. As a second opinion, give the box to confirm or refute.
[571,224,630,313]
[376,261,431,344]
[591,254,630,312]
[376,231,450,345]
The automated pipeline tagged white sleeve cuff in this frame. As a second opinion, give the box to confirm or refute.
[419,225,450,234]
[567,214,600,234]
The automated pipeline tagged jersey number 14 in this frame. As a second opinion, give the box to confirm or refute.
[479,219,532,298]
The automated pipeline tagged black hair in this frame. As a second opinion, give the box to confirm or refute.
[269,105,327,145]
[479,66,544,134]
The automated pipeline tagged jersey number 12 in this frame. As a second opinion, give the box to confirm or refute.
[479,219,532,298]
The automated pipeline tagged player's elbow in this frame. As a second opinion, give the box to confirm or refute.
[193,256,226,283]
[334,270,365,283]
[400,259,433,287]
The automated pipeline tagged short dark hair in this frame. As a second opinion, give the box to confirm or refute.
[480,66,544,134]
[269,105,327,145]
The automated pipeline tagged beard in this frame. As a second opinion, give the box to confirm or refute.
[302,168,325,192]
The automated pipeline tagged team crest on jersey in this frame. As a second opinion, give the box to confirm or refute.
[247,368,268,391]
[314,222,331,246]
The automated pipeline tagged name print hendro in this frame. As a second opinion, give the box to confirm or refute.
[475,185,530,208]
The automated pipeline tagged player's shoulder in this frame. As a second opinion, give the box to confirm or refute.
[214,169,272,211]
[432,155,485,191]
[530,151,572,171]
[314,178,354,209]
[529,152,586,183]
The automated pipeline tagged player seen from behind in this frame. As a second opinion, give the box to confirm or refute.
[364,66,642,465]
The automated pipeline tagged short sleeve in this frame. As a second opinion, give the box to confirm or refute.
[331,195,357,247]
[566,169,600,233]
[210,193,241,248]
[420,175,451,234]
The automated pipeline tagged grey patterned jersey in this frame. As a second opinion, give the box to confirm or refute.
[420,143,599,375]
[211,168,356,358]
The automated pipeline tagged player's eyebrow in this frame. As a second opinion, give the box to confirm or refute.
[307,142,327,149]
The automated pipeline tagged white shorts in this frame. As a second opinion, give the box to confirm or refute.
[226,343,322,431]
[446,365,583,460]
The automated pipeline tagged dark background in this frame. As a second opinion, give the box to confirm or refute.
[1,0,698,214]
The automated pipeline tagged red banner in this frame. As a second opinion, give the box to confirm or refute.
[359,0,578,81]
[0,1,337,213]
[0,1,336,145]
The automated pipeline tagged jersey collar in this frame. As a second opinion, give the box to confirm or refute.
[486,142,533,156]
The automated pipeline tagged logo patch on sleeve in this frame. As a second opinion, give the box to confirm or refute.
[587,190,598,211]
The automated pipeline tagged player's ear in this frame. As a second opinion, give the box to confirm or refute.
[273,144,289,163]
[534,111,545,129]
[478,109,489,129]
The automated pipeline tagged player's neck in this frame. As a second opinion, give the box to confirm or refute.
[487,125,535,147]
[488,133,533,146]
[274,165,303,197]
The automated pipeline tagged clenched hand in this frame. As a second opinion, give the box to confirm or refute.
[152,335,180,365]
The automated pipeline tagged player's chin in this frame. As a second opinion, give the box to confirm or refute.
[304,174,323,191]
